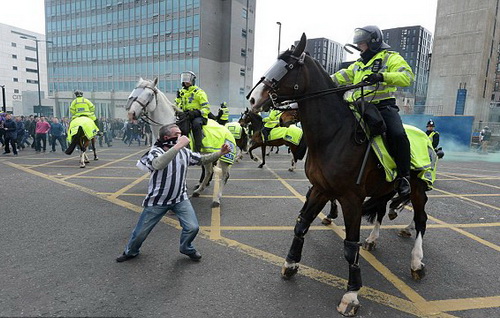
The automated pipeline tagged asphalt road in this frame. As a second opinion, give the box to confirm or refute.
[1,141,499,318]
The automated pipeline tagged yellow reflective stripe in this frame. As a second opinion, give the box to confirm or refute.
[338,70,350,82]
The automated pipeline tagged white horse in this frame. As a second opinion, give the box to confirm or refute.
[126,78,235,207]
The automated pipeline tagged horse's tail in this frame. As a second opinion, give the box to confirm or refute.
[65,126,83,155]
[361,192,395,223]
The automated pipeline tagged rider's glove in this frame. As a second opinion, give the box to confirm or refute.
[188,110,202,119]
[364,73,384,84]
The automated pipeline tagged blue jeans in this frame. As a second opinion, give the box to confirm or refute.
[124,199,199,256]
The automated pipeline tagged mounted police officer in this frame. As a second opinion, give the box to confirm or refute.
[217,102,230,125]
[261,109,282,142]
[175,71,211,152]
[70,90,101,135]
[331,25,414,199]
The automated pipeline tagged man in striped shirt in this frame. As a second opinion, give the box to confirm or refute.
[117,123,230,262]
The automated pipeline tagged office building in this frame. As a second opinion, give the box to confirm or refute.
[45,0,256,118]
[296,37,345,74]
[382,26,433,114]
[0,23,52,115]
[425,0,500,124]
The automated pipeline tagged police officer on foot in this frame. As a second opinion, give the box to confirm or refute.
[331,25,414,198]
[426,119,444,158]
[175,71,211,152]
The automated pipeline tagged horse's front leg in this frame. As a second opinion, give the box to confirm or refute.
[337,195,364,317]
[211,161,231,207]
[288,153,296,172]
[247,143,259,161]
[192,162,214,198]
[282,187,328,279]
[258,145,266,168]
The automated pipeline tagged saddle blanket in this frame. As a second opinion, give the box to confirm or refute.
[190,119,237,164]
[67,116,98,142]
[266,125,303,146]
[225,122,243,139]
[372,124,437,188]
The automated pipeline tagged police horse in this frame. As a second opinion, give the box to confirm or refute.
[247,34,431,316]
[126,78,233,207]
[239,108,307,171]
[64,116,99,168]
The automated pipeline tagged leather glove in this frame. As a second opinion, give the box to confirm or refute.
[364,73,384,84]
[189,110,202,118]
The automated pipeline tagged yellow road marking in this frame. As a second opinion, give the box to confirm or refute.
[210,169,222,239]
[439,172,500,190]
[433,188,500,211]
[106,172,150,200]
[5,157,499,316]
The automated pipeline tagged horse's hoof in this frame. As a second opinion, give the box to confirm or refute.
[80,165,85,168]
[288,168,295,172]
[211,201,220,208]
[362,241,376,251]
[388,211,398,220]
[398,229,412,238]
[337,301,360,317]
[192,192,200,198]
[411,264,426,281]
[321,218,332,225]
[94,157,99,161]
[281,262,299,279]
[258,163,264,168]
[252,158,258,162]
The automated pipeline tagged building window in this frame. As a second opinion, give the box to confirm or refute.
[12,54,17,59]
[12,66,18,70]
[11,42,17,47]
[14,89,19,93]
[242,28,247,38]
[240,68,245,76]
[242,8,248,19]
[239,87,245,95]
[27,79,38,84]
[13,78,19,82]
[25,46,37,51]
[241,49,246,57]
[26,68,38,73]
[26,57,37,62]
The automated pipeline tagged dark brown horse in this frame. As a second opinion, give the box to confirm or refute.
[248,33,430,316]
[239,108,307,171]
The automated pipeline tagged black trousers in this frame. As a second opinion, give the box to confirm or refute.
[191,116,207,151]
[376,103,410,177]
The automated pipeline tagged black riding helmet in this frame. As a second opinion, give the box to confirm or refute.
[353,25,390,52]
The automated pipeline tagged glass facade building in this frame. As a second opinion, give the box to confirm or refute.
[45,0,256,118]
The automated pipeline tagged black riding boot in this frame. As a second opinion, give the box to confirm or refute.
[192,127,203,152]
[262,128,271,142]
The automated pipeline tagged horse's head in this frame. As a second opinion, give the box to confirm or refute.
[238,108,250,127]
[126,77,159,121]
[247,33,309,113]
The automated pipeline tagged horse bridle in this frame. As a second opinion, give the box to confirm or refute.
[128,84,164,126]
[248,52,370,110]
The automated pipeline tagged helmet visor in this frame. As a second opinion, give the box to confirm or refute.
[180,72,194,84]
[353,28,371,44]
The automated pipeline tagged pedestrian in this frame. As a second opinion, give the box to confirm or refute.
[2,113,18,156]
[479,126,492,154]
[35,116,51,153]
[116,123,231,263]
[15,116,26,150]
[49,117,67,152]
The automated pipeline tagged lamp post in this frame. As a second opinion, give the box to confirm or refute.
[20,36,52,116]
[276,22,282,57]
[0,85,6,113]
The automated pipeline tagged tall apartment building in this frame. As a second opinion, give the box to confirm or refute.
[296,37,345,74]
[0,23,52,115]
[45,0,256,118]
[425,0,500,124]
[382,26,433,114]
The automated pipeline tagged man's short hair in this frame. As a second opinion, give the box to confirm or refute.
[159,123,179,139]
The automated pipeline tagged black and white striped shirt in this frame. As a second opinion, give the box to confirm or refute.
[142,146,202,207]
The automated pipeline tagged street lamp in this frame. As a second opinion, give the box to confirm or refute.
[0,85,6,113]
[20,36,52,116]
[276,22,282,58]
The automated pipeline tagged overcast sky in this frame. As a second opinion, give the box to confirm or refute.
[1,0,438,83]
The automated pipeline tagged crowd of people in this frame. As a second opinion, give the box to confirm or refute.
[0,114,157,155]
